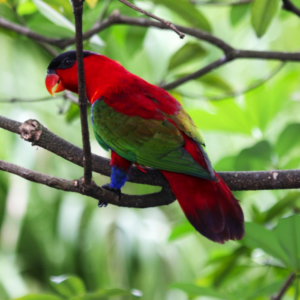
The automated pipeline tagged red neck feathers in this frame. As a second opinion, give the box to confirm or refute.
[56,53,180,119]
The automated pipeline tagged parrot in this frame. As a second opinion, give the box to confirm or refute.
[45,50,244,243]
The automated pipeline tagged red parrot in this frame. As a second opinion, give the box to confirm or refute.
[45,51,244,243]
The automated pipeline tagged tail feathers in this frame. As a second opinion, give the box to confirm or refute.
[161,171,244,244]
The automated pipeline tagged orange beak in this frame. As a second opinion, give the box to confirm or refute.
[45,73,65,96]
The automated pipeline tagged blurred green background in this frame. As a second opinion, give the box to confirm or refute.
[1,0,300,299]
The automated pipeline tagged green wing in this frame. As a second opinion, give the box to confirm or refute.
[92,100,214,180]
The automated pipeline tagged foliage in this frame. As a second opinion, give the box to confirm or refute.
[1,0,300,299]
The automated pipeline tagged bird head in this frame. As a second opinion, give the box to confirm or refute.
[45,50,94,96]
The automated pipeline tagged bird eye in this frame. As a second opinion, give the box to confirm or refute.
[65,59,72,65]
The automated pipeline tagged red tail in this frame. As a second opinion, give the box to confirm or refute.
[161,126,244,244]
[161,171,244,243]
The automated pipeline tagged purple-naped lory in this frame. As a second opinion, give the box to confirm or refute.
[45,51,244,243]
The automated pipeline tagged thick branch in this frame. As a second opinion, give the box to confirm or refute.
[0,159,174,208]
[2,115,300,195]
[71,0,93,185]
[118,0,185,38]
[282,0,300,18]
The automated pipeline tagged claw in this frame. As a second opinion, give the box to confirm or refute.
[98,184,121,208]
[98,201,108,208]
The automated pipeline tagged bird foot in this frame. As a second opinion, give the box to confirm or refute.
[98,184,121,208]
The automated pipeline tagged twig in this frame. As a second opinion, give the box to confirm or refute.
[0,92,78,104]
[71,0,93,186]
[189,0,252,5]
[64,91,79,104]
[282,0,300,18]
[271,273,295,300]
[118,0,185,39]
[0,96,63,103]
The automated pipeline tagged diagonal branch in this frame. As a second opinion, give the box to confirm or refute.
[71,0,93,186]
[271,273,295,300]
[118,0,185,38]
[282,0,300,18]
[161,56,230,90]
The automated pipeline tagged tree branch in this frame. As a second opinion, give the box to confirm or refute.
[2,13,300,91]
[282,0,300,18]
[271,273,295,300]
[2,115,300,205]
[118,0,185,39]
[161,56,230,90]
[71,0,93,186]
[0,159,175,208]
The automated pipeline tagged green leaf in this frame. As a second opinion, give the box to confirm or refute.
[152,0,212,32]
[81,289,132,299]
[170,283,226,299]
[263,192,300,223]
[196,73,233,93]
[168,221,194,241]
[251,0,280,37]
[214,156,236,172]
[14,295,63,300]
[241,222,290,267]
[274,215,300,271]
[50,275,86,298]
[32,0,75,32]
[168,42,207,71]
[275,123,300,158]
[65,103,80,123]
[209,246,249,288]
[17,1,38,15]
[126,26,148,55]
[230,3,250,26]
[187,100,254,135]
[247,281,284,300]
[235,140,272,171]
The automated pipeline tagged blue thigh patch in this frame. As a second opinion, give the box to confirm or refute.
[110,166,129,189]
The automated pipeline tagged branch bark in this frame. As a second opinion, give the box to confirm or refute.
[71,0,93,186]
[0,159,175,208]
[2,115,300,211]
